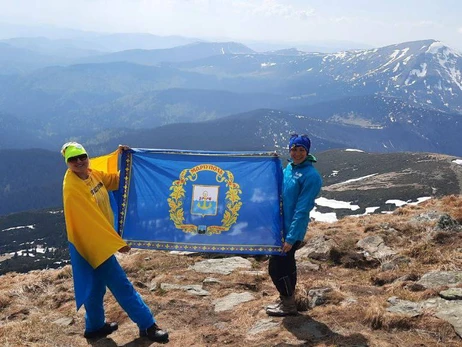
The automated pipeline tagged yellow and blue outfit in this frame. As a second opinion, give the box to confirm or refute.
[63,152,155,334]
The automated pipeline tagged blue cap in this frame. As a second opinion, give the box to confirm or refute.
[289,134,311,153]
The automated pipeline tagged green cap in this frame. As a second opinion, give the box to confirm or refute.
[61,142,88,162]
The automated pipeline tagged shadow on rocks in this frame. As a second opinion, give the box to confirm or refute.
[281,314,368,347]
[86,337,118,347]
[87,337,157,347]
[121,337,165,346]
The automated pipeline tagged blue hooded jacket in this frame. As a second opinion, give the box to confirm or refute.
[283,154,322,245]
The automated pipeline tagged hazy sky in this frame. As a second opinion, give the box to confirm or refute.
[1,0,461,50]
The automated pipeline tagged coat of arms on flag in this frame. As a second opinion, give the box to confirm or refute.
[191,185,219,217]
[115,149,284,255]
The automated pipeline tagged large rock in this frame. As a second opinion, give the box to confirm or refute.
[308,287,332,308]
[247,319,280,336]
[298,260,320,271]
[439,288,462,300]
[189,256,252,275]
[213,292,255,312]
[386,297,423,317]
[436,214,461,231]
[296,235,337,261]
[421,298,462,338]
[417,271,462,289]
[410,211,443,223]
[356,235,396,260]
[380,255,411,271]
[387,296,462,337]
[159,283,210,296]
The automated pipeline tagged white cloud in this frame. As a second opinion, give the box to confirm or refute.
[415,20,435,27]
[250,187,277,203]
[1,1,461,51]
[228,222,248,236]
[330,16,354,23]
[232,0,314,20]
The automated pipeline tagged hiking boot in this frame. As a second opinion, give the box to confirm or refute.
[265,296,283,310]
[140,323,169,343]
[266,295,298,317]
[84,322,118,339]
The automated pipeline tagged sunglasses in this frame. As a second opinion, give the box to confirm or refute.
[67,154,88,163]
[290,133,309,138]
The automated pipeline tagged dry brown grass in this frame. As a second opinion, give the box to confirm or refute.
[1,196,462,346]
[433,231,462,245]
[370,270,406,286]
[364,303,413,331]
[0,292,12,310]
[54,265,73,280]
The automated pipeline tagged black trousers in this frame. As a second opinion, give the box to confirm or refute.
[268,241,301,297]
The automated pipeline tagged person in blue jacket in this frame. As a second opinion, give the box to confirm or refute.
[266,134,322,316]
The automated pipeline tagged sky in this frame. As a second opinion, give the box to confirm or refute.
[1,0,462,50]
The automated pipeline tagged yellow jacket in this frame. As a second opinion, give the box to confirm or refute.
[63,149,127,269]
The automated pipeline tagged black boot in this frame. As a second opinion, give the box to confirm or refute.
[84,322,118,339]
[266,295,298,317]
[265,296,283,310]
[140,323,169,343]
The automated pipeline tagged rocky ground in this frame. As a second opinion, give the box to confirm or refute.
[1,196,462,346]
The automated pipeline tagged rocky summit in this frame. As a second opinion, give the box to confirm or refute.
[1,195,461,346]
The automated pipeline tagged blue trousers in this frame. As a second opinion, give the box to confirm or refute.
[84,255,155,332]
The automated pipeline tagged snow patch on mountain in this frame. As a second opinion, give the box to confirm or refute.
[316,197,360,210]
[387,197,431,207]
[338,173,378,184]
[426,41,462,57]
[408,63,427,79]
[2,224,35,232]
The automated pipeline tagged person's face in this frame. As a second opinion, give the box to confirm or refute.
[290,146,307,165]
[67,154,89,175]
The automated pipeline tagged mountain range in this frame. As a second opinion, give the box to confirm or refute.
[1,29,462,239]
[0,38,461,154]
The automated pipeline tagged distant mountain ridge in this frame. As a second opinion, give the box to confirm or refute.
[2,123,462,215]
[322,40,462,113]
[282,95,462,155]
[168,39,462,113]
[1,38,462,164]
[76,41,254,65]
[89,98,462,156]
[0,42,66,74]
[1,37,103,59]
[0,28,202,51]
[0,149,65,215]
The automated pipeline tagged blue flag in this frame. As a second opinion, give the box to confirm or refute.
[116,149,284,255]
